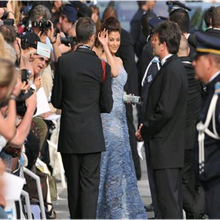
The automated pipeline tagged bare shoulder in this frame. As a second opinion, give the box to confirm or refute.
[115,56,123,67]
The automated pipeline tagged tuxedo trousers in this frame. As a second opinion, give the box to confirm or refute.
[153,168,183,219]
[61,152,101,219]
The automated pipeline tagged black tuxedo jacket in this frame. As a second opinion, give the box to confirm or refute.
[141,55,188,169]
[116,28,138,95]
[180,57,202,149]
[51,47,113,154]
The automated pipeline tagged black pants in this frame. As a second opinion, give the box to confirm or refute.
[153,168,183,219]
[61,152,101,219]
[144,144,161,218]
[203,182,220,219]
[182,149,196,218]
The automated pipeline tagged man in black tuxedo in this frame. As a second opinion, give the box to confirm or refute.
[178,35,203,218]
[136,21,188,218]
[51,17,113,219]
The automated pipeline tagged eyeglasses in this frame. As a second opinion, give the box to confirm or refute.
[38,56,50,65]
[34,54,50,65]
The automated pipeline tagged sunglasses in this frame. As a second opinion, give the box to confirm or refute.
[34,54,50,65]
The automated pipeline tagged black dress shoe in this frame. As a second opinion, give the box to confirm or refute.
[144,203,154,212]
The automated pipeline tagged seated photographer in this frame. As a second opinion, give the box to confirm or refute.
[0,33,20,144]
[1,69,37,173]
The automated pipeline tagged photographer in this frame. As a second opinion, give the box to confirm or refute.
[29,4,61,61]
[56,4,79,52]
[0,28,38,172]
[0,33,21,218]
[0,33,21,142]
[0,1,15,23]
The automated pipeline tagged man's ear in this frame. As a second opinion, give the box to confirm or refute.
[90,34,95,44]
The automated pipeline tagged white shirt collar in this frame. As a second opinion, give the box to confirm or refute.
[186,33,190,39]
[209,71,220,83]
[161,54,173,66]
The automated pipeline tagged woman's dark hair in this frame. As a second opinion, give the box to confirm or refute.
[101,17,121,34]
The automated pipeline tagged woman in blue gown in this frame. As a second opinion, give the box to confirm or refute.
[96,17,147,219]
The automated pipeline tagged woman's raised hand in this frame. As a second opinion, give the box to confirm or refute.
[98,29,108,48]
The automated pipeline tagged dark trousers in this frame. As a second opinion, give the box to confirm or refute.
[144,144,161,218]
[61,152,101,219]
[182,149,196,218]
[153,168,183,219]
[203,182,220,219]
[126,104,141,179]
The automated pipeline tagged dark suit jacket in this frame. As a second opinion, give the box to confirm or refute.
[116,28,138,95]
[180,57,202,150]
[141,55,188,169]
[51,47,113,154]
[130,8,146,58]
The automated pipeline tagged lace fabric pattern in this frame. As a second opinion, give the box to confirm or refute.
[97,65,147,219]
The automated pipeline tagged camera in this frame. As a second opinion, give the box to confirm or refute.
[60,36,78,47]
[20,69,32,85]
[123,93,141,105]
[0,19,14,26]
[32,18,51,32]
[16,69,35,117]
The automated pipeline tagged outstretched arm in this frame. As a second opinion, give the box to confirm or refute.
[98,29,118,78]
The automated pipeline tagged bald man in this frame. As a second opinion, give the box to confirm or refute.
[178,35,203,219]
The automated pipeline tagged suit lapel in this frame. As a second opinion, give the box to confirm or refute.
[150,55,177,88]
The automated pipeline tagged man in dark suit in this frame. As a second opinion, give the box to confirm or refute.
[51,17,113,219]
[169,7,196,60]
[136,21,188,218]
[192,32,220,219]
[178,35,203,219]
[130,1,156,59]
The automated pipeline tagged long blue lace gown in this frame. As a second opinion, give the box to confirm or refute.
[97,65,147,219]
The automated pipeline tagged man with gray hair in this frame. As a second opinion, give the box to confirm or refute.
[52,17,113,219]
[192,32,220,219]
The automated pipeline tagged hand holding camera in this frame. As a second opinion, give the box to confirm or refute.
[16,69,36,117]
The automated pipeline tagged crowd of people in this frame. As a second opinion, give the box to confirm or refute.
[0,0,220,219]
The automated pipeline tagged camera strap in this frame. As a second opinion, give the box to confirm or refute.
[101,60,106,84]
